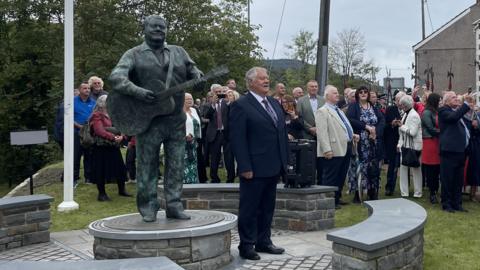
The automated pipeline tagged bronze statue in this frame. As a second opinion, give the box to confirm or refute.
[108,15,203,222]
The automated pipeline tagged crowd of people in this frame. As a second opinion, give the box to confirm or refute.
[55,69,480,214]
[179,73,480,214]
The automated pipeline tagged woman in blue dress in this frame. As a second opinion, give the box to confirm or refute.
[347,86,385,202]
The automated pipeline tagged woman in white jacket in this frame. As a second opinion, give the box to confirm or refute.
[397,95,423,197]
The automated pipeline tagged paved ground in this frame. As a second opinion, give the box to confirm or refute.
[0,228,334,269]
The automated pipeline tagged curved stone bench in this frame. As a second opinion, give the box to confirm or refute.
[327,198,427,270]
[0,257,182,270]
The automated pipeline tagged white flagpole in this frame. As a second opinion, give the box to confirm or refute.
[58,0,79,212]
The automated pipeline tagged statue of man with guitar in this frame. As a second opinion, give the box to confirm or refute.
[108,15,226,222]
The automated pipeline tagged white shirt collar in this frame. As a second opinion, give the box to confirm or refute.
[249,90,267,105]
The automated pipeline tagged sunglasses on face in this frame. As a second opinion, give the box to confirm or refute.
[359,90,368,94]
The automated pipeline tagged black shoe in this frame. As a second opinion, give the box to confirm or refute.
[239,249,261,260]
[97,194,111,202]
[353,191,361,204]
[335,204,341,210]
[385,190,394,196]
[166,210,191,220]
[442,206,455,213]
[429,194,438,204]
[454,207,468,212]
[119,191,133,197]
[338,200,349,206]
[255,244,285,254]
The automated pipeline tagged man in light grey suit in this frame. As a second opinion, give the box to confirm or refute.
[296,80,325,140]
[296,80,325,184]
[315,85,358,208]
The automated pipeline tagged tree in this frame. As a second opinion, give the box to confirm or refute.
[329,28,379,87]
[283,30,317,87]
[285,30,317,65]
[0,0,261,185]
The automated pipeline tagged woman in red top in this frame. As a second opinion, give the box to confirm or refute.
[420,93,441,204]
[89,95,131,201]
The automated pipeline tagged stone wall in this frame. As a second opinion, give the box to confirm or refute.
[273,190,335,231]
[0,195,53,251]
[332,230,424,270]
[158,184,337,231]
[94,231,232,270]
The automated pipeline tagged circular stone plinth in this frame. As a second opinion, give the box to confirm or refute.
[89,210,237,270]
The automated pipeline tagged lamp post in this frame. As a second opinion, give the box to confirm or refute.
[315,0,330,96]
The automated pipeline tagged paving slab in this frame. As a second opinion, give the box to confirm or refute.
[1,226,333,269]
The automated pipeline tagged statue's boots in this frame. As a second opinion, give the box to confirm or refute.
[166,206,191,220]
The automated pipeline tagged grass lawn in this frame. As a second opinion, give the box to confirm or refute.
[11,160,480,269]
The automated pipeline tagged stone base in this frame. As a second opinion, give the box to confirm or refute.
[158,184,337,231]
[89,210,237,270]
[332,230,424,270]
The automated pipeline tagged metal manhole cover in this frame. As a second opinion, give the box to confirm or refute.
[103,211,225,231]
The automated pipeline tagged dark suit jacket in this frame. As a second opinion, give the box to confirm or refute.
[383,105,401,159]
[346,102,385,157]
[229,93,288,178]
[438,103,470,153]
[205,99,229,143]
[347,103,385,136]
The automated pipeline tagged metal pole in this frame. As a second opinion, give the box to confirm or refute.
[28,146,33,195]
[58,0,79,212]
[248,0,250,27]
[315,0,330,96]
[421,0,425,39]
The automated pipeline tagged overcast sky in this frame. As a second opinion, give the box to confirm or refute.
[249,0,475,88]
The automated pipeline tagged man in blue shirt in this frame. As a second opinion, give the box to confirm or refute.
[74,82,96,185]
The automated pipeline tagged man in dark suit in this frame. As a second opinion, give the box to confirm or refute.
[205,84,235,183]
[438,91,474,213]
[229,67,288,260]
[384,91,405,196]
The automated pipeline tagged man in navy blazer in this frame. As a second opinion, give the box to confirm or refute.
[438,91,474,213]
[229,67,288,260]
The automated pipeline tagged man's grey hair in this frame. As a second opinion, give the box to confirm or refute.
[143,15,167,30]
[323,85,338,99]
[245,67,267,88]
[395,91,406,101]
[210,84,222,92]
[93,95,108,112]
[399,95,414,110]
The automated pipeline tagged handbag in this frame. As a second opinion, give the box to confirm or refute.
[94,127,122,147]
[79,123,95,148]
[401,133,421,167]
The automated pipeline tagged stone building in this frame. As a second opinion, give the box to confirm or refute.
[413,1,480,94]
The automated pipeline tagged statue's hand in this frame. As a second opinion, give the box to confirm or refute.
[135,89,156,103]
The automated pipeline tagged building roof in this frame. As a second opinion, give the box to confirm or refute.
[412,5,472,52]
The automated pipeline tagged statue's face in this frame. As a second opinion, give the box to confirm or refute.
[145,18,166,45]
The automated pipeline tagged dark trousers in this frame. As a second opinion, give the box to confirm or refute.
[440,151,465,210]
[126,146,136,180]
[322,143,352,204]
[209,131,235,183]
[385,153,400,192]
[196,139,208,183]
[238,175,278,251]
[97,179,126,196]
[423,164,440,193]
[316,157,324,185]
[74,131,91,182]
